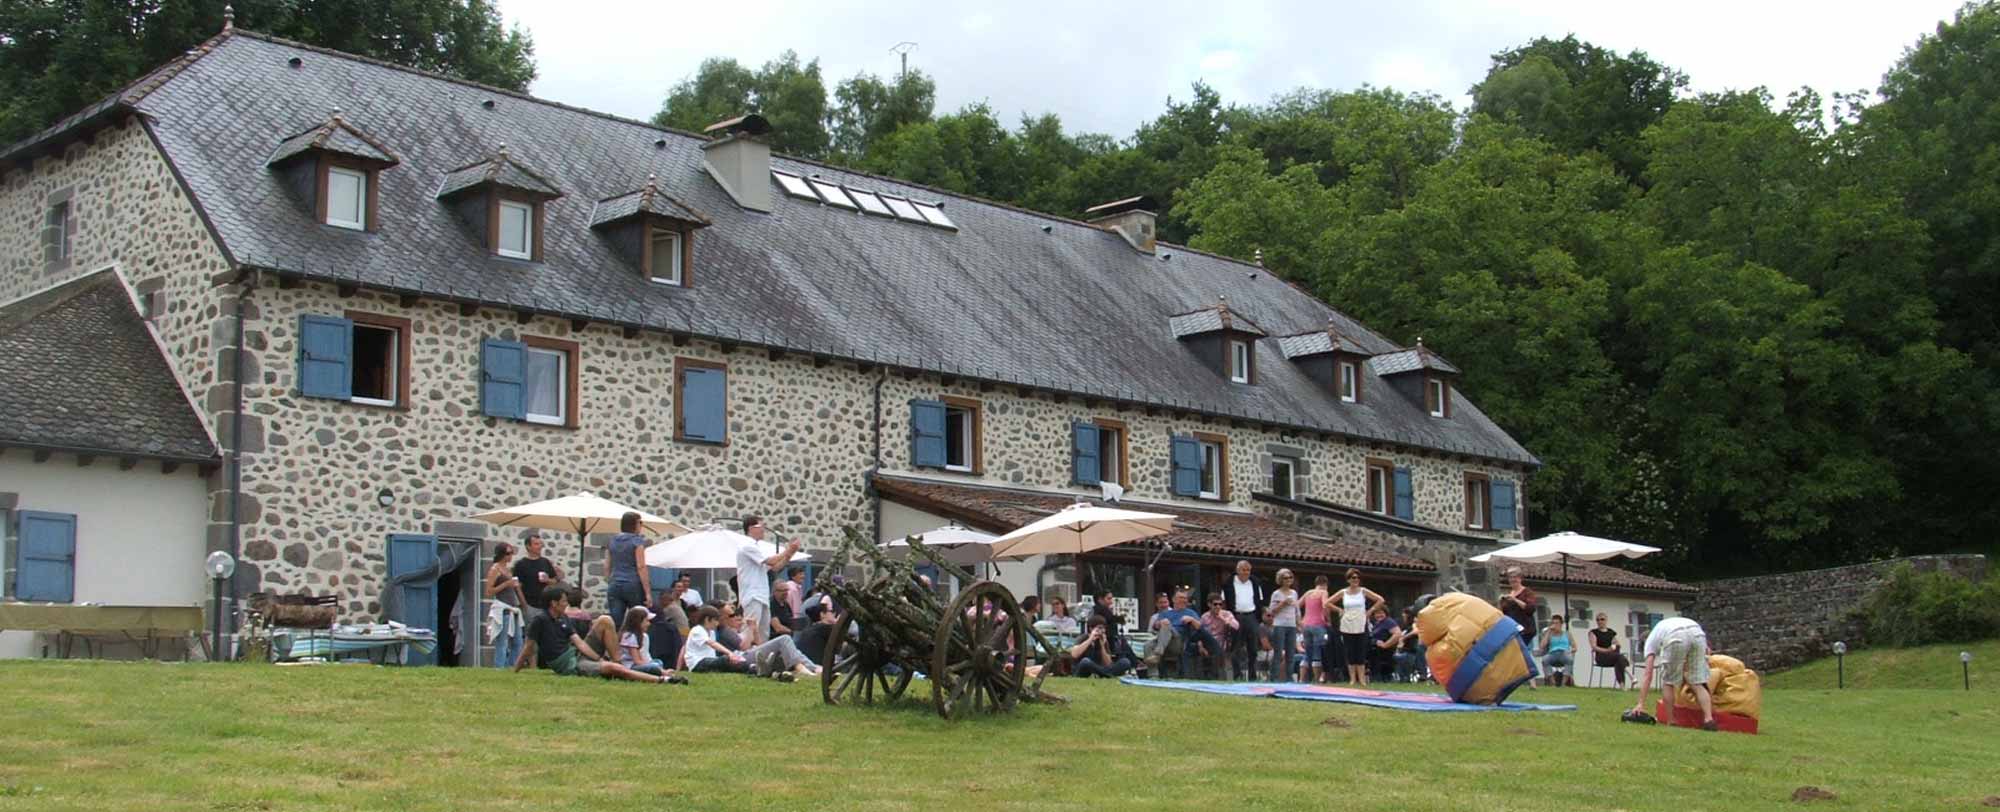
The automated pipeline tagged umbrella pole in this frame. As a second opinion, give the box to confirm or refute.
[576,519,587,594]
[1561,553,1571,627]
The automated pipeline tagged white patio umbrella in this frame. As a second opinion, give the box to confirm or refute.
[644,526,810,571]
[470,491,690,575]
[882,525,1020,581]
[1470,531,1661,622]
[989,503,1177,558]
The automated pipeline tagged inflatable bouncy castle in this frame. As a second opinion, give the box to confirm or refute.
[1656,653,1763,734]
[1416,592,1538,705]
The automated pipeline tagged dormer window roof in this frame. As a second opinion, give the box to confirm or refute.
[590,174,712,230]
[1367,340,1460,377]
[1276,323,1372,360]
[1168,298,1267,340]
[435,145,563,202]
[266,109,400,170]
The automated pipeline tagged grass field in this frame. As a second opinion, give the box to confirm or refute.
[0,660,1995,811]
[1765,639,1996,691]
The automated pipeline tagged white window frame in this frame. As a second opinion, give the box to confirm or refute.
[650,229,683,285]
[523,346,567,426]
[1427,378,1447,417]
[943,405,974,473]
[1270,457,1297,500]
[1367,464,1389,514]
[1466,479,1487,530]
[1198,440,1222,500]
[1097,425,1122,486]
[1338,361,1358,403]
[325,166,368,230]
[497,199,534,260]
[349,323,399,407]
[1229,340,1250,384]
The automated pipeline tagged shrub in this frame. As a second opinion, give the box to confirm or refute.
[1862,564,2000,647]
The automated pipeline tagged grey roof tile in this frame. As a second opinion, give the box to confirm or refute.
[128,32,1535,466]
[436,149,562,199]
[1369,346,1461,377]
[267,112,399,167]
[590,176,711,228]
[1276,328,1372,359]
[0,272,217,461]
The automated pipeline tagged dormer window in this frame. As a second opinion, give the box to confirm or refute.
[438,145,563,263]
[1426,377,1450,418]
[650,229,683,285]
[1277,322,1371,403]
[1339,360,1359,403]
[1229,340,1251,384]
[496,199,534,259]
[325,167,368,230]
[592,174,710,288]
[268,111,398,233]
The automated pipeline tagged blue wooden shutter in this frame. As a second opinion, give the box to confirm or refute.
[680,366,727,442]
[480,339,528,419]
[910,399,947,467]
[1493,481,1517,530]
[1170,435,1202,496]
[387,534,439,666]
[298,315,353,400]
[14,511,77,603]
[1071,422,1101,485]
[1393,467,1414,520]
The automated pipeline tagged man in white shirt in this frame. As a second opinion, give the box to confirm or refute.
[683,605,750,673]
[1630,616,1717,731]
[737,515,802,648]
[1222,560,1268,681]
[676,572,703,609]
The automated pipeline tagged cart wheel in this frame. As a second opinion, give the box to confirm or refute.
[822,610,911,706]
[931,581,1027,719]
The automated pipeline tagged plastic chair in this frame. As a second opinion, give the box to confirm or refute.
[1587,662,1616,688]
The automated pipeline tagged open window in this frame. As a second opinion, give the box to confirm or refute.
[941,397,982,473]
[479,335,578,427]
[1365,457,1394,515]
[1194,431,1229,501]
[297,312,411,409]
[1464,472,1492,530]
[1071,418,1129,488]
[522,343,569,425]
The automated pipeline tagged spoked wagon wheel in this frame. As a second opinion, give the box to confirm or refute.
[822,609,912,706]
[931,581,1029,720]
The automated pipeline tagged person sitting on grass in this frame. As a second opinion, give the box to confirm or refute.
[514,589,679,684]
[1068,616,1133,678]
[617,606,677,679]
[715,601,820,680]
[1536,614,1575,687]
[685,605,753,674]
[1628,616,1717,731]
[1046,597,1080,635]
[793,600,838,668]
[1201,594,1240,680]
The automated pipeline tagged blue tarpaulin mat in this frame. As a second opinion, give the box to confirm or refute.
[1118,677,1576,713]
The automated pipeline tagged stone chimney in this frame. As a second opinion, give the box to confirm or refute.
[1085,196,1157,254]
[700,114,773,213]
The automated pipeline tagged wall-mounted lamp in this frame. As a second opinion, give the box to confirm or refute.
[376,488,395,508]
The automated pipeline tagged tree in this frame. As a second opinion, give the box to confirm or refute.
[859,103,1024,199]
[651,51,829,158]
[1471,35,1685,182]
[829,69,935,162]
[0,0,536,145]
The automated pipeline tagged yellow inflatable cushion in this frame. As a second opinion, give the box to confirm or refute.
[1417,593,1535,705]
[1676,653,1762,720]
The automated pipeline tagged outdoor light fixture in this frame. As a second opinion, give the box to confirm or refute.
[1832,641,1848,689]
[376,487,394,508]
[205,551,235,662]
[1962,651,1973,691]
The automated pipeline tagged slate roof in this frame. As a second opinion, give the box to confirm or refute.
[267,112,399,167]
[590,176,711,229]
[0,272,218,462]
[1369,345,1461,377]
[436,148,563,200]
[1168,301,1267,338]
[873,474,1436,572]
[1276,326,1372,359]
[101,30,1534,466]
[1511,559,1695,596]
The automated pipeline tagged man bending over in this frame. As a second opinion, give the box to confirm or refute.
[1629,616,1716,731]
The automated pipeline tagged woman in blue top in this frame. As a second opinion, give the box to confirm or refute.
[1537,614,1575,687]
[604,512,652,624]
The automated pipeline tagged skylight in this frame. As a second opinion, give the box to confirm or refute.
[881,194,927,222]
[772,171,815,199]
[809,178,857,209]
[912,201,956,229]
[850,189,894,217]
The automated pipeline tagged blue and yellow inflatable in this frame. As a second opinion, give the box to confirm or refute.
[1416,593,1538,705]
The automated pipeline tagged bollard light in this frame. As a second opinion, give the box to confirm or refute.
[1832,641,1847,689]
[1962,651,1972,691]
[205,551,236,662]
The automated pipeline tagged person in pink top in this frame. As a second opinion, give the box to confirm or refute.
[1299,574,1332,683]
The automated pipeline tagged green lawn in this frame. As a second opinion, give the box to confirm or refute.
[1766,639,1998,691]
[1,661,1995,811]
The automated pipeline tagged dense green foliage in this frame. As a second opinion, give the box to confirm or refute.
[0,0,535,145]
[1863,564,2000,647]
[645,8,2000,577]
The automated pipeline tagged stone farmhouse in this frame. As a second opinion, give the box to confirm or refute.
[0,25,1690,664]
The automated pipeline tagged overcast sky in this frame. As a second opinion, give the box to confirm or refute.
[496,0,1967,137]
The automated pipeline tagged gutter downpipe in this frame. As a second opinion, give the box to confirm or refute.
[223,270,253,661]
[867,368,888,550]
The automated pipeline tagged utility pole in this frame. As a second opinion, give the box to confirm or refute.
[890,42,918,80]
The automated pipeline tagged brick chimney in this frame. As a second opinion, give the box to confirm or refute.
[1085,196,1157,254]
[701,114,773,213]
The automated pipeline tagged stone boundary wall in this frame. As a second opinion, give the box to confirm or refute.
[1687,554,1989,672]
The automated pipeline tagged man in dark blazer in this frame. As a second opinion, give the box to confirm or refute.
[1221,560,1269,681]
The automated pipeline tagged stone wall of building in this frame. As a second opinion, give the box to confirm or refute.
[1686,554,1990,672]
